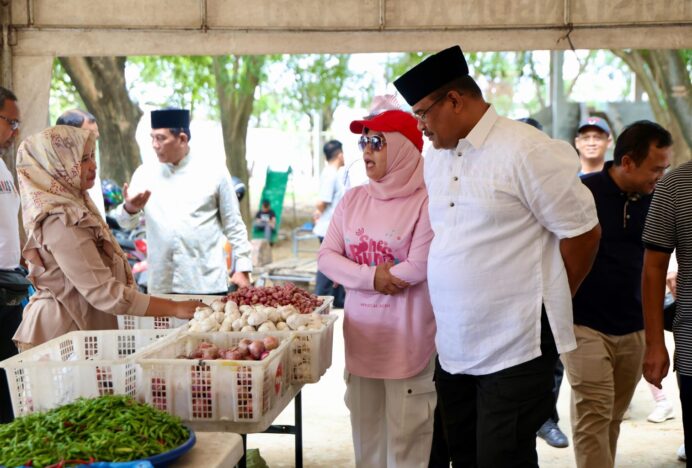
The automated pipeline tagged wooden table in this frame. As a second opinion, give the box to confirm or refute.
[172,432,244,468]
[255,257,318,287]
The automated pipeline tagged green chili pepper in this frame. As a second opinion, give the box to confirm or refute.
[0,395,189,467]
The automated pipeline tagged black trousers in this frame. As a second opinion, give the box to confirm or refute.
[0,303,22,423]
[548,358,564,423]
[434,310,558,468]
[679,373,692,468]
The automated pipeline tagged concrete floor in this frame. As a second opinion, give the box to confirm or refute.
[247,309,685,467]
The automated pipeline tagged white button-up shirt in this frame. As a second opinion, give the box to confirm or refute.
[0,158,20,269]
[115,149,252,294]
[313,165,345,238]
[425,106,598,375]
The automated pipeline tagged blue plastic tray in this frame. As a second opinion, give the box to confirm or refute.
[144,427,197,467]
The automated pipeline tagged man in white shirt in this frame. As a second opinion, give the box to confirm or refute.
[0,86,22,422]
[115,109,252,294]
[313,140,345,307]
[394,46,601,466]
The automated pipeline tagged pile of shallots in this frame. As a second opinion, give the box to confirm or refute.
[181,337,280,361]
[187,297,325,333]
[227,284,323,313]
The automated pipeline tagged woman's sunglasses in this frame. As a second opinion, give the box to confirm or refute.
[358,134,386,152]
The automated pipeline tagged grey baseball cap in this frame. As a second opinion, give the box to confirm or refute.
[577,116,611,135]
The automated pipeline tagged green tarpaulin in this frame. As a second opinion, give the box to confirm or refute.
[252,167,291,243]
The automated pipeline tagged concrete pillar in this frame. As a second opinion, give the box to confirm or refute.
[12,55,52,139]
[550,50,565,140]
[0,0,14,174]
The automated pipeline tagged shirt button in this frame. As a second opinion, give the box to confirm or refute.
[449,202,455,207]
[453,176,459,181]
[457,152,462,157]
[626,215,631,219]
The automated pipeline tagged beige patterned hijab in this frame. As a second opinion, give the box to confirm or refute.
[16,125,134,286]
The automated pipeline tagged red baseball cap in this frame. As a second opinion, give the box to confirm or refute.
[350,110,423,152]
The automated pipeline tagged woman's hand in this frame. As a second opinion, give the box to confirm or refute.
[374,262,410,295]
[172,300,201,320]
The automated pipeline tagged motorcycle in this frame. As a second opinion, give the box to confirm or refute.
[106,215,148,293]
[103,180,148,292]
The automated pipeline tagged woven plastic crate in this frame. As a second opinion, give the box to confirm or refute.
[0,329,176,417]
[291,314,337,383]
[186,383,303,434]
[273,314,338,384]
[118,294,333,330]
[313,295,334,315]
[117,294,221,330]
[136,332,292,425]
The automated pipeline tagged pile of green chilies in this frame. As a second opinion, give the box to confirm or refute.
[0,395,189,467]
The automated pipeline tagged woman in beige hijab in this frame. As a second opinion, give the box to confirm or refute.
[13,125,199,347]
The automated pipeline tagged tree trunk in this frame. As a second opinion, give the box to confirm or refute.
[653,50,692,151]
[59,57,142,184]
[213,55,266,226]
[611,50,691,168]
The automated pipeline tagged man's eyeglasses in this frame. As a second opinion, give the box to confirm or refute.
[358,135,386,152]
[0,115,20,131]
[413,94,448,122]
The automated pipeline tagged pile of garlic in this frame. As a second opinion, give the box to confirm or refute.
[187,299,325,333]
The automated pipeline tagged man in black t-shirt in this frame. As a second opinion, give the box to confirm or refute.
[253,199,276,244]
[563,121,672,468]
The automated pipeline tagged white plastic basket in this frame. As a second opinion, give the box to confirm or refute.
[292,313,338,383]
[118,294,333,330]
[186,383,303,434]
[274,314,338,384]
[312,295,334,315]
[117,294,221,330]
[136,332,293,425]
[0,329,177,417]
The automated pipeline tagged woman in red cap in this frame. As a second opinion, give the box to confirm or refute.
[318,110,436,467]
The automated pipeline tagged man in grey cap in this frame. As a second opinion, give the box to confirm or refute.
[575,116,612,175]
[115,108,252,294]
[394,46,601,466]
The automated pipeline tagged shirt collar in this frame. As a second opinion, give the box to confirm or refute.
[455,104,497,153]
[599,161,621,194]
[600,161,647,202]
[165,150,192,172]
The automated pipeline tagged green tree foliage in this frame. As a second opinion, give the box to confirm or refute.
[611,49,691,166]
[213,55,269,223]
[384,51,550,115]
[282,54,356,133]
[128,56,217,117]
[56,57,143,184]
[384,52,427,85]
[49,59,85,123]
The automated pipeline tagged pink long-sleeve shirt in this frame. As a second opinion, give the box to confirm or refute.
[318,185,436,379]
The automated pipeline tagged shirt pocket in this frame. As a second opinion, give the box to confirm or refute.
[400,374,436,438]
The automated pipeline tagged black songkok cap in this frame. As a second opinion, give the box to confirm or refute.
[151,109,190,129]
[394,45,470,106]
